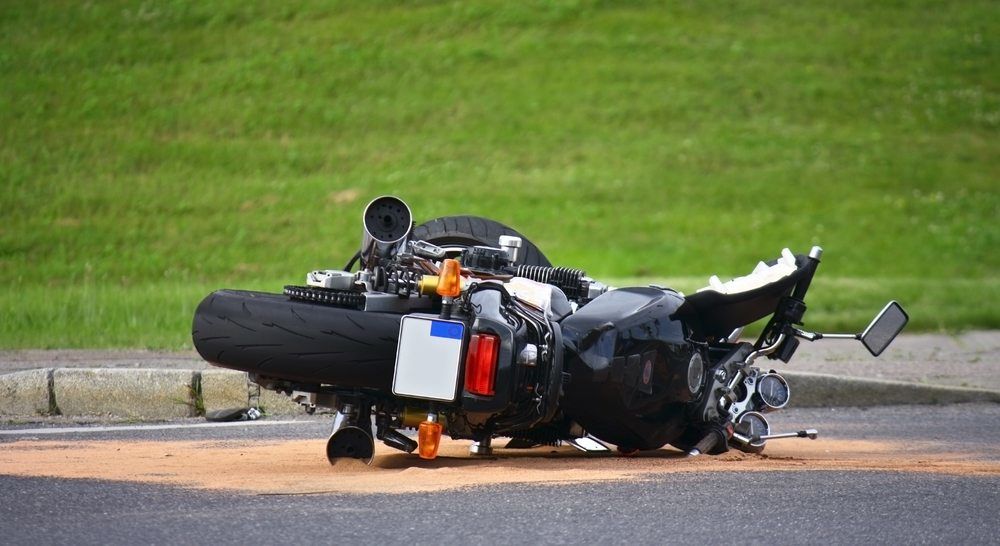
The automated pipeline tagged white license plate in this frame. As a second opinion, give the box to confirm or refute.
[392,316,466,402]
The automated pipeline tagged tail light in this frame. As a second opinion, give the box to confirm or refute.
[465,333,499,396]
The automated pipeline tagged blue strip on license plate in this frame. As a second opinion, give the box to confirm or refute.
[429,320,464,340]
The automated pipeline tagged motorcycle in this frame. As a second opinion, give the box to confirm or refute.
[192,196,909,463]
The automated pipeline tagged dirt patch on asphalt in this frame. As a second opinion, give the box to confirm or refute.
[2,437,998,495]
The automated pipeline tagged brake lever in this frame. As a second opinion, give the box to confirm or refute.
[754,429,819,442]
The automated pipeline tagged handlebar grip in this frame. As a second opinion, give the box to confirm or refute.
[791,252,822,302]
[687,431,720,457]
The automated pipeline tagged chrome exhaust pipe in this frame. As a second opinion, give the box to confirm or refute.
[360,195,412,268]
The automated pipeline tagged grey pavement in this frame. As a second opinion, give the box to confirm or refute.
[774,329,1000,391]
[6,469,996,545]
[2,405,998,545]
[0,331,997,420]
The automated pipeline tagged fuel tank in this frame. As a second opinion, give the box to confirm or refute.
[192,290,402,389]
[559,287,702,450]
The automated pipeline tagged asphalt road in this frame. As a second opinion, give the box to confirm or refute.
[2,405,999,545]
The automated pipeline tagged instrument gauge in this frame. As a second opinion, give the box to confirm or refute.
[755,373,790,411]
[737,411,770,448]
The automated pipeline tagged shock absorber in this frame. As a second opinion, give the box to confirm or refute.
[515,265,587,299]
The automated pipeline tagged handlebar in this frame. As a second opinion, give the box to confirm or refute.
[790,246,823,302]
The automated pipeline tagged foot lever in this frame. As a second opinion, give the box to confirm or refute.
[378,427,418,453]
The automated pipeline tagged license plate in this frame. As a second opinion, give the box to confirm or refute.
[392,316,466,402]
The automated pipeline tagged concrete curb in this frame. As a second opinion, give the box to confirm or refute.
[0,368,299,419]
[1,367,998,420]
[53,368,198,419]
[785,371,1000,407]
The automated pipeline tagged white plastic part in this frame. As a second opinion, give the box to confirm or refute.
[506,277,553,315]
[697,248,798,295]
[306,270,355,290]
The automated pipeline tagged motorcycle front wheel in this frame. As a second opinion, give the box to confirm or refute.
[411,215,551,267]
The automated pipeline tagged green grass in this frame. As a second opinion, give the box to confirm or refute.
[1,0,997,348]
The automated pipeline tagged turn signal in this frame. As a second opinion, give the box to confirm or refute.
[418,418,443,460]
[465,333,499,396]
[436,259,462,298]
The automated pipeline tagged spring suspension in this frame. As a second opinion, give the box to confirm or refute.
[515,265,587,299]
[370,265,423,297]
[387,268,422,297]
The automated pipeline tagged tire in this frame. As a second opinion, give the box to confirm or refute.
[411,216,551,267]
[192,289,402,389]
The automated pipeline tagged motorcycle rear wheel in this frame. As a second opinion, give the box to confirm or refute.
[411,215,551,267]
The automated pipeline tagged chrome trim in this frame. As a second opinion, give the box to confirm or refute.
[331,403,354,434]
[744,333,787,367]
[498,235,522,263]
[755,372,790,411]
[469,438,493,456]
[758,429,819,441]
[820,333,860,340]
[736,411,770,447]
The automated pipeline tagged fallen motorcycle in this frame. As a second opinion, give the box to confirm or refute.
[192,196,908,463]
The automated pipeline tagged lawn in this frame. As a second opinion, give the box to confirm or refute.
[1,0,997,348]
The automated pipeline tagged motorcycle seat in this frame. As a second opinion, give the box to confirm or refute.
[672,253,812,339]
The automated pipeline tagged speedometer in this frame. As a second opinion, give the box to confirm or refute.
[736,411,770,448]
[755,373,790,411]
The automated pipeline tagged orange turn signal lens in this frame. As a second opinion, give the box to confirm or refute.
[436,259,462,298]
[418,419,443,460]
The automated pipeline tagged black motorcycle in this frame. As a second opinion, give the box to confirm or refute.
[192,196,908,463]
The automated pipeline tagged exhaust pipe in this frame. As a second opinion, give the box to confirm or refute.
[360,196,412,267]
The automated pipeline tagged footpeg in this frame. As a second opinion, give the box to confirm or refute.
[568,436,611,452]
[378,427,418,453]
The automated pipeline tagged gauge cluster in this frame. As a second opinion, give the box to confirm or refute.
[726,368,791,452]
[756,373,790,410]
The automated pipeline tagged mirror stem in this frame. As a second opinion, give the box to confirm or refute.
[792,328,860,342]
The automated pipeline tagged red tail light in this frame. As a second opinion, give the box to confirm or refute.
[465,333,499,396]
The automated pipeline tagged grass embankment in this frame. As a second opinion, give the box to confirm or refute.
[1,1,997,348]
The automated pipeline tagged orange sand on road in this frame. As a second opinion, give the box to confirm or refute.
[1,437,997,495]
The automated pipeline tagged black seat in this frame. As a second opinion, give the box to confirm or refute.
[672,255,811,339]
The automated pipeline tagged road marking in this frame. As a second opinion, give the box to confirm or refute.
[0,420,314,436]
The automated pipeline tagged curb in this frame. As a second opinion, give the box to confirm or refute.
[1,368,998,420]
[784,371,1000,407]
[0,368,300,420]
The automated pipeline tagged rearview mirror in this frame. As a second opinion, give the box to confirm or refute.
[860,301,909,356]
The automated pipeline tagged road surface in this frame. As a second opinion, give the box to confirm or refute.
[2,404,998,544]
